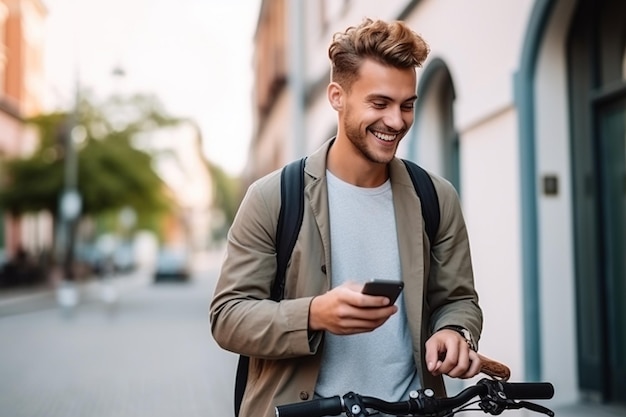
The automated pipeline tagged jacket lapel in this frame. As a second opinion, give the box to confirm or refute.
[305,140,333,290]
[390,159,427,375]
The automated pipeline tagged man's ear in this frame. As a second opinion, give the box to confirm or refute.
[327,82,344,111]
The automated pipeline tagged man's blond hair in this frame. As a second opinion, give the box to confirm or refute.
[328,18,430,90]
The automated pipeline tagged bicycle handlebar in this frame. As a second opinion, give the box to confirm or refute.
[276,396,343,417]
[500,381,554,400]
[275,378,555,417]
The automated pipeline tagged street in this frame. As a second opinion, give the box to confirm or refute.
[0,251,238,417]
[1,251,624,417]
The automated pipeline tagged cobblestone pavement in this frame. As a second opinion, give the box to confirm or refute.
[0,251,238,417]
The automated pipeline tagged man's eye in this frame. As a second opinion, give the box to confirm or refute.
[401,104,415,111]
[372,102,386,108]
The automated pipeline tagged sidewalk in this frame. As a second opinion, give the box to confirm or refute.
[552,402,626,416]
[0,258,236,417]
[0,269,149,317]
[0,248,224,317]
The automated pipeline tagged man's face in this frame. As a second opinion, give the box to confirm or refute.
[341,59,417,165]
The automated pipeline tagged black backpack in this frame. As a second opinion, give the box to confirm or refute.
[234,157,440,416]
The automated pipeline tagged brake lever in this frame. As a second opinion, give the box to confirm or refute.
[479,396,555,417]
[478,396,508,415]
[517,401,554,416]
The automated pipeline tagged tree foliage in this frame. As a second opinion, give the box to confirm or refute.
[0,92,178,224]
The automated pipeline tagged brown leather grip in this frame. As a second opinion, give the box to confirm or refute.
[478,353,511,381]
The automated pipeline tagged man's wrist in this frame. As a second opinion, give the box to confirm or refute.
[308,295,322,331]
[439,325,477,351]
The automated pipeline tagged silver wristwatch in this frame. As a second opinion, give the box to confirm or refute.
[440,325,477,351]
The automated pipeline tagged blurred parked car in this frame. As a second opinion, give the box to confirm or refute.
[75,243,113,276]
[154,246,190,282]
[76,236,136,276]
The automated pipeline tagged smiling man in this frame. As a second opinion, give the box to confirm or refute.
[210,18,483,417]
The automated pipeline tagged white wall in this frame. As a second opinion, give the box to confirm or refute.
[462,108,525,379]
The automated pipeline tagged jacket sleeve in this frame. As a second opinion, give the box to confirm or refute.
[209,177,316,359]
[426,177,483,347]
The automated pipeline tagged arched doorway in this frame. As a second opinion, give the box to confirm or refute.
[411,58,460,192]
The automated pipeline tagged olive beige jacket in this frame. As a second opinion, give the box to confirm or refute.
[210,139,482,417]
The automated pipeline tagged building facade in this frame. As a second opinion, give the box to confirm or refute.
[134,121,215,253]
[250,0,626,410]
[0,0,48,267]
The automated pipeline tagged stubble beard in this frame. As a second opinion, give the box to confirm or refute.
[343,109,400,165]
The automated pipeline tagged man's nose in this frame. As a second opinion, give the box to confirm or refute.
[383,107,405,131]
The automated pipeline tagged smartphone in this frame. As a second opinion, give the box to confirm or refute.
[361,279,404,305]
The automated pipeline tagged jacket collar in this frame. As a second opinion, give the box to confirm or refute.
[305,137,334,180]
[304,137,415,189]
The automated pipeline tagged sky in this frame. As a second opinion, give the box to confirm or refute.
[43,0,262,176]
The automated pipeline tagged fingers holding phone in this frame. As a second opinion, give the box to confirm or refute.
[361,279,404,306]
[308,282,399,334]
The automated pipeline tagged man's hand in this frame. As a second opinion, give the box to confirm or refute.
[425,329,482,378]
[308,282,398,335]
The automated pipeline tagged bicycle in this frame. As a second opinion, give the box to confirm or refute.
[275,356,555,417]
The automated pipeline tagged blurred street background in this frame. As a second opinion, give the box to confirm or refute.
[1,0,625,415]
[0,249,238,417]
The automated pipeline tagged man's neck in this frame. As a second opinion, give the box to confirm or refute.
[327,135,389,187]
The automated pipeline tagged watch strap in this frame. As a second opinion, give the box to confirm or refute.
[439,325,477,351]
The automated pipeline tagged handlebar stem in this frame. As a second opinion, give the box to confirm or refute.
[410,387,441,416]
[343,392,367,417]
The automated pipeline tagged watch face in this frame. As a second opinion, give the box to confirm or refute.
[441,325,476,350]
[461,329,476,351]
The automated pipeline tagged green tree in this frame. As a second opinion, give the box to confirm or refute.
[0,92,178,233]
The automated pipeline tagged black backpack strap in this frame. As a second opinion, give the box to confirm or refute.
[401,159,440,245]
[271,157,307,301]
[235,157,307,417]
[234,356,249,417]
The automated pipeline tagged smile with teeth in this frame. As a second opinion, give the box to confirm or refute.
[370,129,398,142]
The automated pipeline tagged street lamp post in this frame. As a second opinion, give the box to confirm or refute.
[56,118,83,316]
[59,126,83,282]
[55,60,83,315]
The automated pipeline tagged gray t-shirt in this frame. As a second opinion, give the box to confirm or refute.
[314,170,420,408]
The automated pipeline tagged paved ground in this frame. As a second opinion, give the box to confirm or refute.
[0,251,238,417]
[0,250,624,417]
